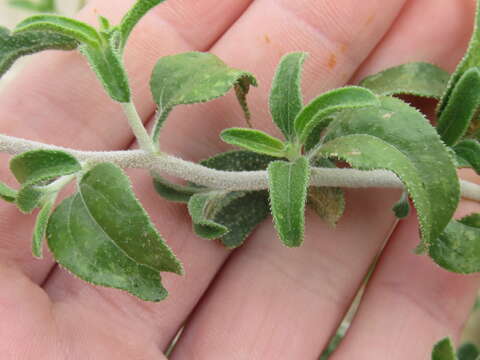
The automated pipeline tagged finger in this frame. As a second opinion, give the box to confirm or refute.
[0,0,253,283]
[331,200,480,360]
[170,0,478,357]
[44,0,408,353]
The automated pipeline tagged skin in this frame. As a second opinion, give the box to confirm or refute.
[0,0,479,358]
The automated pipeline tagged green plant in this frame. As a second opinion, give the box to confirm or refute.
[0,13,479,360]
[0,0,479,304]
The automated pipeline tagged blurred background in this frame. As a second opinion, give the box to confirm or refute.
[1,0,479,357]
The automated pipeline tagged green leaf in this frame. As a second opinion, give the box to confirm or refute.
[359,62,450,99]
[152,175,201,203]
[0,25,77,79]
[220,128,286,157]
[14,15,101,47]
[429,213,480,274]
[79,33,131,103]
[438,0,480,117]
[200,150,278,171]
[16,185,43,213]
[268,157,310,247]
[458,343,480,360]
[10,150,81,186]
[188,191,240,239]
[32,194,55,258]
[0,182,17,203]
[269,52,306,140]
[294,86,380,144]
[432,338,457,360]
[436,67,480,146]
[78,163,182,274]
[119,0,166,51]
[47,195,168,302]
[320,96,460,249]
[150,52,257,140]
[454,139,480,174]
[213,191,270,248]
[198,150,275,248]
[392,192,410,219]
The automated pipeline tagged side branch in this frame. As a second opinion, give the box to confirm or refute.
[0,134,478,201]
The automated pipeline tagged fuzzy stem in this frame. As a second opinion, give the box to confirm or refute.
[0,134,479,201]
[121,102,156,153]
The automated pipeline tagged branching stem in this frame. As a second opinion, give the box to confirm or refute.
[0,133,479,201]
[121,102,156,154]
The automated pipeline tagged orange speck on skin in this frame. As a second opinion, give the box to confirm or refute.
[327,53,337,70]
[264,34,271,44]
[366,14,375,26]
[340,44,348,54]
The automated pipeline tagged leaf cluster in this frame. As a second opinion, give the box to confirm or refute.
[0,0,478,304]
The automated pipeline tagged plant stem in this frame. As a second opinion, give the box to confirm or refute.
[121,102,156,153]
[0,133,479,201]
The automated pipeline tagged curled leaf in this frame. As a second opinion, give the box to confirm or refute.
[454,139,480,174]
[320,96,459,249]
[431,338,457,360]
[150,52,257,139]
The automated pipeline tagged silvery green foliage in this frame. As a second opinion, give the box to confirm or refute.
[0,0,478,307]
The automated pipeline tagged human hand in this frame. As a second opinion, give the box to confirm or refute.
[0,0,479,358]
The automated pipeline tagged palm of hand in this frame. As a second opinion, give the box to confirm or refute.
[0,0,479,359]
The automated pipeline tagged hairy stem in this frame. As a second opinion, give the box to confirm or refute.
[121,102,156,153]
[0,134,479,201]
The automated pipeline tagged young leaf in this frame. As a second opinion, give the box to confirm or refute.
[152,175,201,203]
[79,33,131,103]
[454,139,480,174]
[436,67,480,146]
[268,157,310,247]
[438,0,480,116]
[47,195,168,302]
[10,150,81,186]
[188,191,241,239]
[0,26,77,79]
[432,338,457,360]
[0,182,17,203]
[359,62,450,98]
[320,96,460,249]
[307,186,345,227]
[78,163,182,274]
[119,0,166,51]
[220,128,286,157]
[32,195,55,258]
[150,52,257,140]
[294,86,380,144]
[16,185,43,213]
[429,214,480,274]
[14,15,102,47]
[269,52,306,140]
